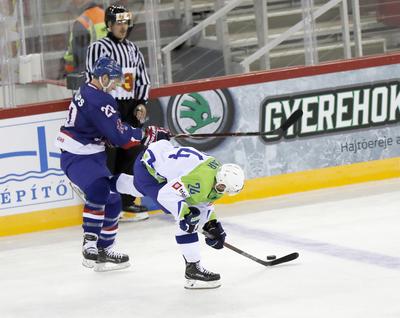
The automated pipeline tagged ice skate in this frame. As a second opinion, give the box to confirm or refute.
[184,261,221,289]
[119,211,149,222]
[82,233,98,268]
[119,202,149,222]
[94,245,130,272]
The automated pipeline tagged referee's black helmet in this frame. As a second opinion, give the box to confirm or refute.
[105,5,133,28]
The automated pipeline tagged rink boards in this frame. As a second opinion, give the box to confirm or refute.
[0,157,399,236]
[1,53,400,236]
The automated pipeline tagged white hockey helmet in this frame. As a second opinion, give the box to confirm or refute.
[215,164,245,196]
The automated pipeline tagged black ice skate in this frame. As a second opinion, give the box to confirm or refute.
[185,261,221,289]
[82,233,98,269]
[94,245,130,272]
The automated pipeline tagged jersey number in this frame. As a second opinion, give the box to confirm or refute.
[122,73,134,92]
[168,148,203,160]
[65,102,77,127]
[65,91,84,127]
[101,105,117,118]
[188,183,201,195]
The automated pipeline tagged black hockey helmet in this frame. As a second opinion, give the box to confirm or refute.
[105,4,133,28]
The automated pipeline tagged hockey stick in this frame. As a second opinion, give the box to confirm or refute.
[203,231,299,267]
[172,108,303,139]
[223,241,299,267]
[69,182,85,202]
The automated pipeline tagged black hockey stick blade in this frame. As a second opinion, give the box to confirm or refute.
[172,108,303,139]
[267,252,299,266]
[223,241,299,267]
[278,108,303,132]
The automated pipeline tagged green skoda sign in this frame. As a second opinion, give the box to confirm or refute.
[167,89,235,150]
[180,93,221,133]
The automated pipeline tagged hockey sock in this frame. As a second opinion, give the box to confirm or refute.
[82,200,105,236]
[175,229,201,263]
[82,177,110,236]
[98,193,122,249]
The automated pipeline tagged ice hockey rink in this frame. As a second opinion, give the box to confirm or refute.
[1,178,399,318]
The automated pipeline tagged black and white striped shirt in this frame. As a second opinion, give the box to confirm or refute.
[85,34,150,102]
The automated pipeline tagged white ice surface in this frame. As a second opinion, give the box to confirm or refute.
[1,179,400,318]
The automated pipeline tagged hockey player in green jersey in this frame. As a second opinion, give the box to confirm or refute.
[124,139,245,289]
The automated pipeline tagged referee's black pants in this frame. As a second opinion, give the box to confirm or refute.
[106,99,144,209]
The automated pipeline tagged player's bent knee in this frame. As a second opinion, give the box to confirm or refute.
[108,192,121,205]
[110,173,144,197]
[84,177,111,205]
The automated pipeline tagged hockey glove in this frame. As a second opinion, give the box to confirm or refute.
[203,220,226,249]
[179,207,201,233]
[142,126,171,147]
[134,104,147,124]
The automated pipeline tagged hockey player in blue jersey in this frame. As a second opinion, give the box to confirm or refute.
[55,56,169,271]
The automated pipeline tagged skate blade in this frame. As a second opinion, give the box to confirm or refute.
[82,259,96,269]
[119,212,149,222]
[184,279,221,289]
[93,261,131,272]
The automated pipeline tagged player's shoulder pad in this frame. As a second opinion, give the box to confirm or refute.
[85,88,118,115]
[148,139,173,150]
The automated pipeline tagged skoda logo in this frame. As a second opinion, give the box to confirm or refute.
[167,89,234,150]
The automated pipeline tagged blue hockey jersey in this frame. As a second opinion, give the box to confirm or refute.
[55,83,143,155]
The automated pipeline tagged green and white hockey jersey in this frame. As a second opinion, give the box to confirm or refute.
[141,140,223,221]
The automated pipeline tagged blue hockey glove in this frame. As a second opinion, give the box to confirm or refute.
[203,220,226,249]
[179,207,201,233]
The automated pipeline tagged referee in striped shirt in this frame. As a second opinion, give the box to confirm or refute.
[85,4,150,219]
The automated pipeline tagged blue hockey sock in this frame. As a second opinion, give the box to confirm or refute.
[82,177,110,236]
[98,193,122,249]
[82,200,105,236]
